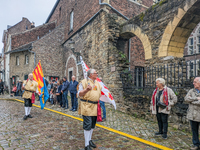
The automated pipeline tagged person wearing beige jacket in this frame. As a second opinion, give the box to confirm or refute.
[185,77,200,150]
[150,78,177,139]
[78,69,102,150]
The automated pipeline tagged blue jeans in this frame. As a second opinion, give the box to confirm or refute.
[50,98,54,104]
[70,92,78,110]
[62,92,68,108]
[190,120,200,147]
[99,101,106,119]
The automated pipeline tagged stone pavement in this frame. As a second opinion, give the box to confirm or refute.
[0,95,194,149]
[0,99,157,150]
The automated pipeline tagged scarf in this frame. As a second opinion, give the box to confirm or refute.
[152,87,168,110]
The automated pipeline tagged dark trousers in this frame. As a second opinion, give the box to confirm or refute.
[156,107,168,134]
[190,120,200,147]
[83,116,97,130]
[0,88,4,95]
[57,95,62,107]
[24,98,32,107]
[70,92,78,110]
[62,92,68,108]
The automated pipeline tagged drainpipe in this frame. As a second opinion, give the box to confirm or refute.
[129,39,131,71]
[99,0,129,20]
[28,46,36,68]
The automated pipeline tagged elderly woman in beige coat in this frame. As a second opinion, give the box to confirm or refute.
[185,77,200,150]
[150,78,177,139]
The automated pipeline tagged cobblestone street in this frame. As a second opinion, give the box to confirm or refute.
[0,95,194,150]
[0,99,158,150]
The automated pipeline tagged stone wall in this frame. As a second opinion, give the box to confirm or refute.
[9,51,34,80]
[32,23,65,79]
[63,10,131,104]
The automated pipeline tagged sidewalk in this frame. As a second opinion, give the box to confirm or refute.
[1,95,193,149]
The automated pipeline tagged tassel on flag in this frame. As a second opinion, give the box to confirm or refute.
[80,56,116,109]
[32,61,49,109]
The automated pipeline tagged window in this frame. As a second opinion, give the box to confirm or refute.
[134,67,144,87]
[59,7,61,18]
[25,55,29,64]
[70,11,74,30]
[16,56,19,65]
[26,26,28,30]
[190,62,194,77]
[37,36,40,39]
[189,38,194,55]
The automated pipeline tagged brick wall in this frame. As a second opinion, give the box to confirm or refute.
[32,23,65,79]
[47,0,100,41]
[47,0,153,43]
[9,23,65,81]
[11,22,56,50]
[8,17,32,35]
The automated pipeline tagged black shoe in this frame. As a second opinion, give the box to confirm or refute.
[162,134,167,139]
[28,114,33,118]
[72,109,77,112]
[85,145,92,150]
[65,107,69,109]
[23,115,28,120]
[70,108,73,111]
[89,140,96,148]
[155,132,163,136]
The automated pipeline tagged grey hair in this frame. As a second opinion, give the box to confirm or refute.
[156,78,165,86]
[72,75,75,78]
[87,69,96,77]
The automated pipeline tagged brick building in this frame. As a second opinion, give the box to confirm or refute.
[2,0,153,101]
[183,23,200,78]
[2,17,32,89]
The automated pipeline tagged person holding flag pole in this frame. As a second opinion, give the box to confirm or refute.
[22,73,39,120]
[79,56,117,150]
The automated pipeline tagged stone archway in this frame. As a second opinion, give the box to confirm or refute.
[159,0,200,57]
[65,54,78,81]
[120,24,152,60]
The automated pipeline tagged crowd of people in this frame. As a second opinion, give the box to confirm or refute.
[3,71,200,149]
[47,76,79,112]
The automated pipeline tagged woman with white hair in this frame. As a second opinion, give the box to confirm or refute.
[150,78,177,139]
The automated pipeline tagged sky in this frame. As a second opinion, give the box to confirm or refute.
[0,0,57,53]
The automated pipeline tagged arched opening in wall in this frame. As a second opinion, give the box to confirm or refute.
[65,57,77,82]
[118,32,146,88]
[159,0,200,58]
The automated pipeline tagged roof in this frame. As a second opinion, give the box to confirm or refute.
[45,0,60,23]
[4,42,32,54]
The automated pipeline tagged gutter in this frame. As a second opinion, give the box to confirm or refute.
[99,0,129,20]
[62,1,130,45]
[45,0,60,23]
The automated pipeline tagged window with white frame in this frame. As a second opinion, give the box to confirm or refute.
[16,56,19,66]
[25,55,29,64]
[189,38,194,55]
[70,11,74,30]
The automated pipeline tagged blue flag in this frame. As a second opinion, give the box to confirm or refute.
[39,77,49,109]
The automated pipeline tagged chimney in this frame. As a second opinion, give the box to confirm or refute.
[31,22,35,28]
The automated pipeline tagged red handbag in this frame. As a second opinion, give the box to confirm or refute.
[31,93,35,104]
[97,100,102,122]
